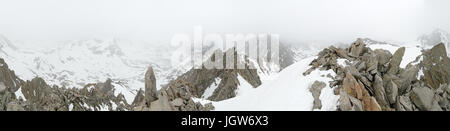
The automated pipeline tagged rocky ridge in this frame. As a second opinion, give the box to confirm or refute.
[304,38,450,111]
[131,66,214,111]
[0,44,269,111]
[1,58,131,111]
[168,48,262,101]
[0,56,214,111]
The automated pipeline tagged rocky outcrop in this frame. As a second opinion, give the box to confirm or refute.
[133,47,265,110]
[310,81,326,110]
[338,88,363,111]
[162,80,214,111]
[1,53,215,111]
[0,58,23,94]
[341,72,382,111]
[144,67,158,106]
[22,78,130,111]
[420,43,450,89]
[1,58,24,111]
[342,72,365,100]
[134,80,214,111]
[305,38,450,111]
[373,74,389,110]
[436,84,450,110]
[348,38,367,57]
[174,48,262,101]
[410,86,442,111]
[133,66,214,111]
[279,43,296,70]
[387,47,405,75]
[385,80,398,104]
[131,88,145,107]
[1,58,132,111]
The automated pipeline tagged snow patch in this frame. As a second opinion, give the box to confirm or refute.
[111,102,117,111]
[317,85,339,111]
[202,78,221,99]
[367,44,399,54]
[68,104,74,111]
[400,46,422,68]
[337,58,348,67]
[15,88,25,100]
[417,69,424,79]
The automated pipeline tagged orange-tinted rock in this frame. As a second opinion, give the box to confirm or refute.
[343,72,364,99]
[362,93,382,111]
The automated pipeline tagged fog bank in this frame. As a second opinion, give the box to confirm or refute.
[0,0,449,45]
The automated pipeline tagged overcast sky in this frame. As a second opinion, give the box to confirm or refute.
[0,0,449,45]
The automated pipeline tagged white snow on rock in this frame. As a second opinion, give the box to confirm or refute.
[367,43,399,54]
[367,43,422,68]
[15,88,25,100]
[202,78,221,99]
[337,58,348,67]
[400,46,422,68]
[417,69,424,79]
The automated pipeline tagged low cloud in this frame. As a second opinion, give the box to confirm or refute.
[0,0,448,45]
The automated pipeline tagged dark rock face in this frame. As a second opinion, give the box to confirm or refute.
[387,47,405,75]
[385,80,398,104]
[349,38,367,57]
[373,74,389,110]
[207,71,239,101]
[304,38,450,111]
[0,58,24,111]
[0,58,23,93]
[303,45,342,76]
[144,67,158,106]
[374,49,392,66]
[411,86,442,111]
[131,88,145,107]
[133,67,214,111]
[0,58,130,111]
[436,84,450,110]
[420,43,450,89]
[174,48,262,101]
[3,78,131,111]
[279,43,296,70]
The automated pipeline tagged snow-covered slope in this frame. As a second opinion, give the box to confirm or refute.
[194,56,340,111]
